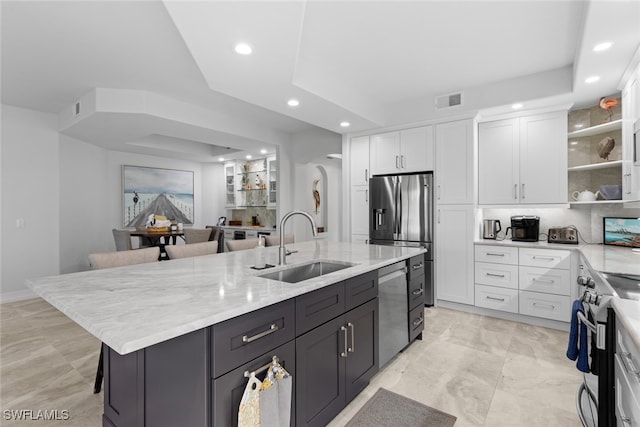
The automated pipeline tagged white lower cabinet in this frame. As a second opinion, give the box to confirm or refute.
[475,284,519,314]
[615,318,640,427]
[435,205,475,305]
[474,244,571,322]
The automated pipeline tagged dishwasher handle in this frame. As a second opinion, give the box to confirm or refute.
[378,262,408,283]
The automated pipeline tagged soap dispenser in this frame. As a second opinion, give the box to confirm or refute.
[254,235,266,269]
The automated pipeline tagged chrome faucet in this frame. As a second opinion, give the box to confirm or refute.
[279,210,318,265]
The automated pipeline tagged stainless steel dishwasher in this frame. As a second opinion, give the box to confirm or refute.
[378,261,409,367]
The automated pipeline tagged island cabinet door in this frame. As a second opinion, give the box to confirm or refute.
[212,340,296,427]
[344,298,378,404]
[295,315,347,427]
[102,328,209,427]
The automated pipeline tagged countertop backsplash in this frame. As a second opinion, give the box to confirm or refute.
[227,207,276,229]
[481,205,640,244]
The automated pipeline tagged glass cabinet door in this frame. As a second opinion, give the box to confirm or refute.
[224,163,236,208]
[267,156,277,208]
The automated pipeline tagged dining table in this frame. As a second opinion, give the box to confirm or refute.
[130,229,185,259]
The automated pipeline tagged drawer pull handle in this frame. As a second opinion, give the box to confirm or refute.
[486,252,505,257]
[533,278,555,284]
[348,322,355,353]
[412,288,424,296]
[532,256,555,261]
[413,316,424,327]
[621,352,640,380]
[243,324,279,343]
[486,273,505,278]
[533,302,556,310]
[412,262,423,270]
[340,326,348,358]
[486,296,505,302]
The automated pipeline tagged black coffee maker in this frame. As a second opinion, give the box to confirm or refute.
[510,215,540,242]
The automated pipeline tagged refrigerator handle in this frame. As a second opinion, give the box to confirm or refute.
[397,178,403,237]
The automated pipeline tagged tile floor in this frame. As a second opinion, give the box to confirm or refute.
[0,298,583,426]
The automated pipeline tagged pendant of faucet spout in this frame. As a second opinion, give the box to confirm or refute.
[278,210,318,265]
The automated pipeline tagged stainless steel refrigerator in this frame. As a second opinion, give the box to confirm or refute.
[369,172,434,305]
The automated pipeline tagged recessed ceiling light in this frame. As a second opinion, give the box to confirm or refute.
[340,121,350,128]
[585,76,600,84]
[574,124,584,129]
[287,99,299,107]
[593,42,613,52]
[219,157,225,162]
[260,149,267,154]
[512,103,523,110]
[234,43,252,55]
[246,154,252,159]
[570,141,578,146]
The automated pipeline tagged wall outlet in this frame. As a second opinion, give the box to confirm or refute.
[16,218,25,228]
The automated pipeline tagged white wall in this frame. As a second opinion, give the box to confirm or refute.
[1,105,60,301]
[2,104,230,301]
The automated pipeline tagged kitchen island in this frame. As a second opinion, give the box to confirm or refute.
[26,240,426,427]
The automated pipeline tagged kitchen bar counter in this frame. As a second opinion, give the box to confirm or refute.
[26,240,424,355]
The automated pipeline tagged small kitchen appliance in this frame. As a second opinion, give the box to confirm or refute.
[548,226,578,244]
[510,215,540,242]
[482,219,502,239]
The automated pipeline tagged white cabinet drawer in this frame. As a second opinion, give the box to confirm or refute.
[475,262,518,289]
[475,245,518,265]
[518,248,570,270]
[518,266,570,296]
[615,353,640,427]
[518,291,570,322]
[475,284,518,314]
[617,323,640,401]
[246,230,258,238]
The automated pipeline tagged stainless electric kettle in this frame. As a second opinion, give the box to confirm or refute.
[483,219,501,239]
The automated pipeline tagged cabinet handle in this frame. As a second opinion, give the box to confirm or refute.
[533,278,555,284]
[365,189,368,203]
[532,256,555,261]
[437,185,441,201]
[412,262,423,271]
[401,155,406,168]
[486,252,505,257]
[395,155,400,169]
[340,326,348,358]
[514,184,518,199]
[532,302,556,310]
[486,273,505,278]
[347,322,355,353]
[620,352,640,381]
[486,296,505,302]
[437,209,440,224]
[242,324,279,343]
[412,316,424,327]
[365,169,368,183]
[521,183,525,199]
[412,288,424,296]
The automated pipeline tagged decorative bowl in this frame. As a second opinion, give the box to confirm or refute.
[598,185,622,200]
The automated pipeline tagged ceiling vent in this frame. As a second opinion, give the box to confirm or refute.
[435,92,463,110]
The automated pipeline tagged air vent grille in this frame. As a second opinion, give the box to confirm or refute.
[435,92,463,109]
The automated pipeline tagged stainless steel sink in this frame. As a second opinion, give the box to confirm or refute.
[258,260,355,283]
[601,272,640,301]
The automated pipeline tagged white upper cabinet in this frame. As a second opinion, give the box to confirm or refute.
[350,136,370,186]
[350,186,369,236]
[478,111,567,205]
[370,126,434,175]
[622,65,640,201]
[435,119,474,204]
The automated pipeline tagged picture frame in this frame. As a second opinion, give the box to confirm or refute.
[122,165,194,227]
[602,217,640,248]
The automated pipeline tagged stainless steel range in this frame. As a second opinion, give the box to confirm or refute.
[574,261,631,427]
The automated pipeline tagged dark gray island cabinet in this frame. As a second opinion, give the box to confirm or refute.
[102,271,379,427]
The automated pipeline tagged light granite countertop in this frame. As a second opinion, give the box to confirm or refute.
[26,240,424,355]
[475,239,640,352]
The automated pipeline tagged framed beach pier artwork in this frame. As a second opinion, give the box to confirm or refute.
[603,217,640,248]
[122,165,194,227]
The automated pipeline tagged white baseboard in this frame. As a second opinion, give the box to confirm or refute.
[0,288,38,304]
